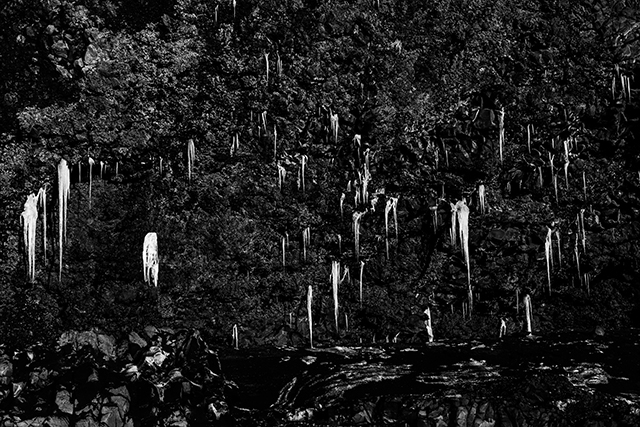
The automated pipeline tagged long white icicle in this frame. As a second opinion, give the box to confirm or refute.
[545,227,553,293]
[332,261,340,333]
[307,285,313,348]
[37,187,47,264]
[58,159,70,282]
[88,157,94,208]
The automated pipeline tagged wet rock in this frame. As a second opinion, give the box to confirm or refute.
[55,389,73,414]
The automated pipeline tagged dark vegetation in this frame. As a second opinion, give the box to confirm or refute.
[2,0,640,349]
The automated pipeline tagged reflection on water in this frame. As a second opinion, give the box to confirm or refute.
[221,330,640,424]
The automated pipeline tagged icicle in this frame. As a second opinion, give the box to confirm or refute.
[214,4,218,23]
[88,157,94,208]
[344,313,349,332]
[273,125,277,161]
[353,134,362,163]
[232,324,239,350]
[524,294,533,335]
[526,124,532,154]
[277,162,286,190]
[230,133,240,156]
[261,111,267,135]
[307,285,313,348]
[330,113,339,143]
[363,148,371,177]
[340,265,350,284]
[580,209,586,253]
[574,234,581,279]
[583,171,587,201]
[37,188,47,264]
[340,193,345,219]
[553,174,558,202]
[444,143,449,167]
[159,157,163,174]
[563,139,570,187]
[233,0,236,18]
[456,200,471,289]
[431,204,439,232]
[353,211,365,260]
[302,227,310,262]
[538,166,543,188]
[100,161,105,179]
[21,193,38,282]
[545,227,553,293]
[478,184,486,214]
[115,161,119,176]
[499,318,507,338]
[289,312,293,329]
[612,75,616,100]
[142,232,159,287]
[555,230,562,267]
[78,162,82,183]
[264,52,269,82]
[359,260,365,308]
[584,272,591,295]
[187,139,196,182]
[296,154,307,193]
[58,159,70,282]
[450,203,458,247]
[425,307,434,342]
[276,52,282,77]
[281,236,286,267]
[331,261,340,332]
[392,197,399,241]
[498,108,505,163]
[360,172,369,206]
[385,199,392,259]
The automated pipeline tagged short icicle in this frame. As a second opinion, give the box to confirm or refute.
[353,211,365,260]
[142,232,159,287]
[478,184,486,214]
[232,324,239,350]
[499,318,507,338]
[302,227,310,262]
[187,139,196,183]
[425,307,434,342]
[524,294,533,335]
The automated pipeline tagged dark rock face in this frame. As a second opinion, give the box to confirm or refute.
[0,328,231,426]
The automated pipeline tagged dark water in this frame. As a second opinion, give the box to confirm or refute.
[219,330,640,412]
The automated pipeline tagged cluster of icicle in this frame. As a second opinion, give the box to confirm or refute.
[20,189,46,283]
[20,160,68,283]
